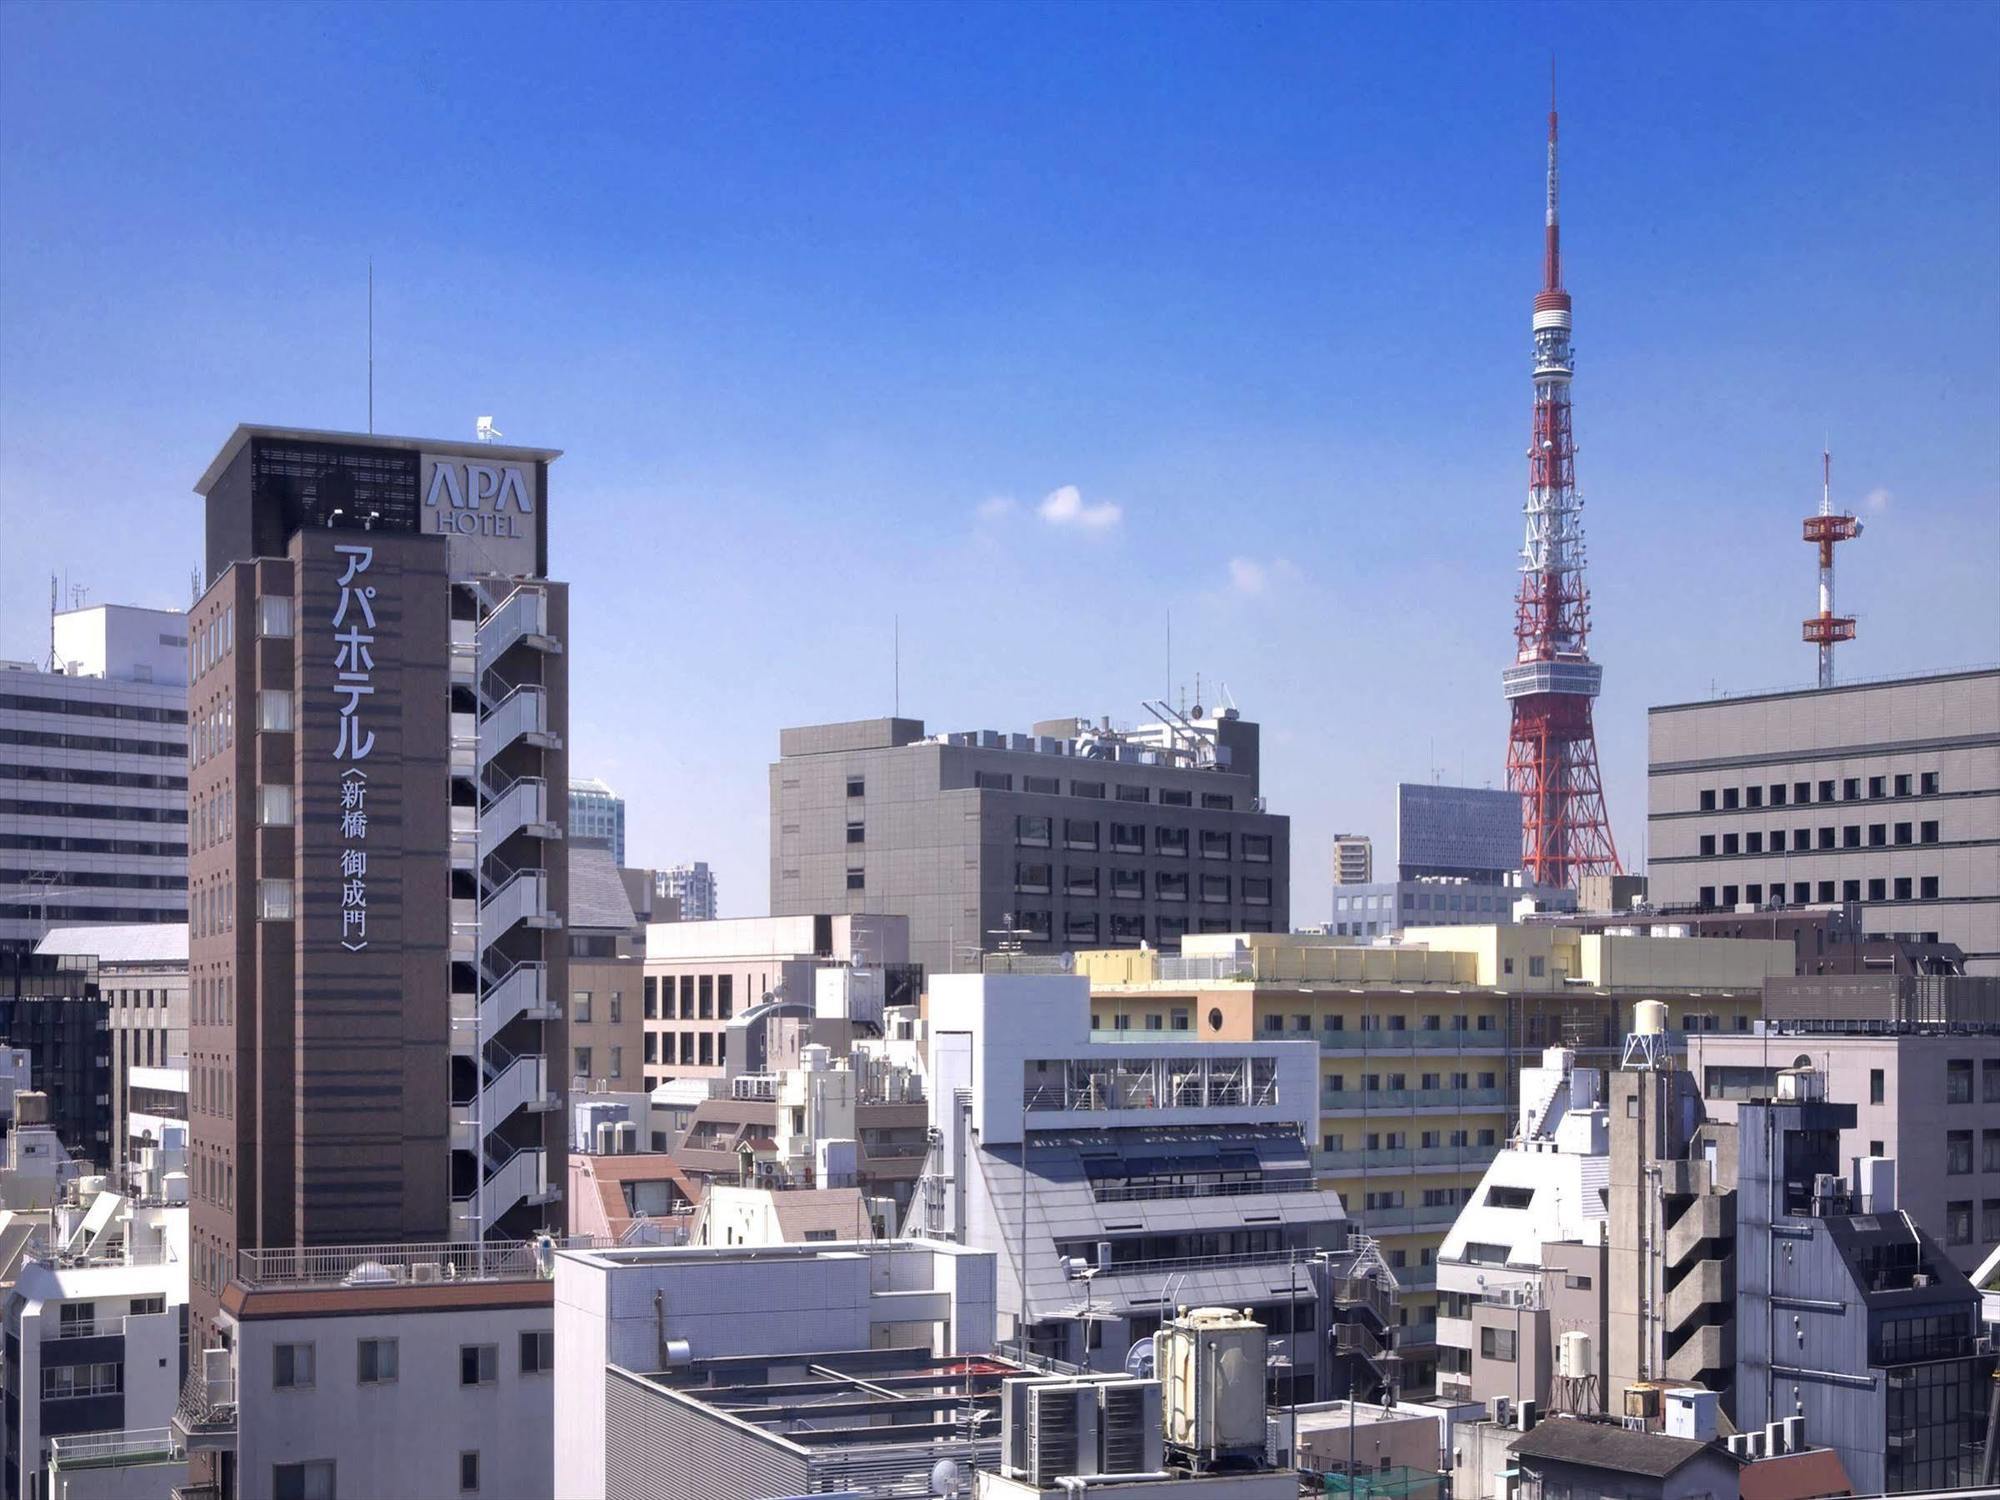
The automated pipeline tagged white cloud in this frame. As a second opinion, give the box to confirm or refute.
[1228,557,1267,594]
[1864,487,1892,514]
[975,495,1017,522]
[1227,556,1299,595]
[1037,484,1122,531]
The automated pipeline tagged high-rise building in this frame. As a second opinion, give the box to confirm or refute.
[567,776,624,864]
[1332,833,1373,886]
[656,859,717,921]
[184,424,571,1342]
[770,708,1287,976]
[1396,783,1525,882]
[1646,667,2000,974]
[0,604,190,956]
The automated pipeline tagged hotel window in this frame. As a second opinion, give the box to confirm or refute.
[1746,832,1763,854]
[573,1047,592,1080]
[1480,1327,1517,1362]
[1894,773,1912,796]
[1109,821,1145,853]
[1921,820,1940,843]
[846,776,864,797]
[1818,880,1835,902]
[1985,1061,2000,1103]
[357,1338,398,1385]
[1155,827,1188,857]
[1170,1007,1190,1031]
[1722,787,1739,809]
[1115,784,1150,803]
[1064,913,1099,945]
[1243,834,1272,862]
[257,784,294,826]
[1894,877,1912,900]
[573,991,592,1023]
[1156,872,1189,902]
[643,978,658,1019]
[1200,792,1234,811]
[1770,783,1787,805]
[1817,779,1835,802]
[1746,785,1763,807]
[1868,824,1886,846]
[1984,1131,2000,1173]
[1842,826,1860,848]
[973,771,1013,791]
[256,879,294,921]
[1770,830,1785,852]
[846,821,864,843]
[1015,862,1052,894]
[1895,822,1913,845]
[257,688,294,732]
[1070,780,1106,799]
[1699,835,1716,856]
[1794,781,1810,803]
[1698,887,1715,907]
[845,868,865,891]
[1200,830,1230,859]
[1244,877,1272,906]
[1699,789,1716,810]
[1110,869,1144,899]
[1921,876,1940,899]
[1867,879,1885,901]
[1921,771,1940,794]
[459,1344,499,1387]
[1024,773,1060,794]
[609,992,623,1023]
[1721,834,1739,855]
[1016,815,1051,848]
[1065,819,1100,850]
[1110,913,1145,945]
[257,595,294,638]
[1527,956,1546,978]
[609,1046,623,1079]
[274,1342,316,1390]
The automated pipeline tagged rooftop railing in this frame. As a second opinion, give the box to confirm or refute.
[49,1428,182,1469]
[234,1236,582,1289]
[1090,1173,1319,1204]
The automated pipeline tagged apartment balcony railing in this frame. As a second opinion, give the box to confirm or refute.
[1313,1145,1496,1174]
[48,1428,182,1470]
[1319,1030,1509,1052]
[1349,1202,1464,1234]
[1090,1174,1320,1204]
[236,1236,568,1290]
[1320,1087,1507,1113]
[730,1074,782,1101]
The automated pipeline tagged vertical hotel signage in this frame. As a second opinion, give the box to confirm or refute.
[331,544,376,953]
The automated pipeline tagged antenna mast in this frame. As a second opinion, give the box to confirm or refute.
[1801,448,1860,689]
[367,258,374,434]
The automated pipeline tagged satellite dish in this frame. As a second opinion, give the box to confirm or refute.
[930,1457,961,1495]
[1124,1339,1156,1378]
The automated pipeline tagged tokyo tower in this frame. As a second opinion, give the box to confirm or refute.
[1503,84,1621,886]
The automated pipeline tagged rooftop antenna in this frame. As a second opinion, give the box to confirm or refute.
[1801,444,1860,688]
[1166,608,1172,709]
[475,416,502,443]
[367,258,374,435]
[894,613,900,717]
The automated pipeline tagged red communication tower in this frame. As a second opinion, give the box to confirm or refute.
[1502,86,1621,888]
[1802,449,1860,689]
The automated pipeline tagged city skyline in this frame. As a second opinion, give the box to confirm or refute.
[3,2,1996,918]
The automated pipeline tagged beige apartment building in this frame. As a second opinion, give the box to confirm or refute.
[1075,924,1790,1394]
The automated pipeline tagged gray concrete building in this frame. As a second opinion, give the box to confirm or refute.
[1,604,190,957]
[771,711,1288,977]
[1689,973,2000,1272]
[1647,667,2000,973]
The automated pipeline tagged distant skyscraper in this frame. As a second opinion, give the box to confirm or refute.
[568,776,626,864]
[658,861,718,921]
[1396,783,1526,882]
[0,603,190,957]
[1331,833,1373,885]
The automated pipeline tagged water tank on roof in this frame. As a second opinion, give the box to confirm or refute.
[1558,1330,1593,1379]
[1633,1001,1668,1036]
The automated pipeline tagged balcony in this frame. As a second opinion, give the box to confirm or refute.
[478,773,561,863]
[1313,1145,1495,1175]
[476,584,560,673]
[479,866,558,937]
[1321,1088,1507,1114]
[172,1353,236,1452]
[1350,1202,1464,1234]
[1319,1030,1508,1052]
[48,1427,184,1472]
[236,1237,569,1289]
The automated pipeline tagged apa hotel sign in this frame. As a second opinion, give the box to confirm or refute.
[419,453,540,580]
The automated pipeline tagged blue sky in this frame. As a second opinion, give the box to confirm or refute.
[3,0,1995,921]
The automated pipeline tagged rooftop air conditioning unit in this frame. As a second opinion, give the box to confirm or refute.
[1097,1380,1163,1475]
[1026,1382,1098,1485]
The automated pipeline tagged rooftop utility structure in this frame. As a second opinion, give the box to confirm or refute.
[1801,448,1861,688]
[1503,79,1621,889]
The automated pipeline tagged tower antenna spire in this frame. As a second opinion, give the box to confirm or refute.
[1802,446,1860,688]
[1544,59,1562,293]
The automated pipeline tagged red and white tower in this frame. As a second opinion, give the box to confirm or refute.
[1802,449,1860,688]
[1503,86,1621,887]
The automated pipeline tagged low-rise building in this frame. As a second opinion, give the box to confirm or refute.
[1688,973,2000,1270]
[910,972,1391,1401]
[566,843,646,1094]
[177,1239,559,1500]
[641,913,913,1088]
[552,1237,999,1500]
[1507,1416,1743,1500]
[1077,925,1789,1393]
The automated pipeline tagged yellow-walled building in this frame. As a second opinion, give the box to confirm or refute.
[1073,924,1790,1394]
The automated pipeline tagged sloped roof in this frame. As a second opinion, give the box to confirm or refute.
[36,924,188,965]
[568,842,637,931]
[1511,1418,1735,1478]
[1739,1447,1853,1500]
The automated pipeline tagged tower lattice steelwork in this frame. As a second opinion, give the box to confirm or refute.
[1503,87,1621,886]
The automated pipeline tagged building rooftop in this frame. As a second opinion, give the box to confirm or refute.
[568,842,638,932]
[1648,663,1998,714]
[36,924,188,965]
[194,423,563,496]
[1509,1417,1735,1478]
[1737,1446,1855,1500]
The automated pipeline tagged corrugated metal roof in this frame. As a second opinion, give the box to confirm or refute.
[35,924,188,965]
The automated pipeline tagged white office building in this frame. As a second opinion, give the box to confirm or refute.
[657,861,718,922]
[0,604,190,954]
